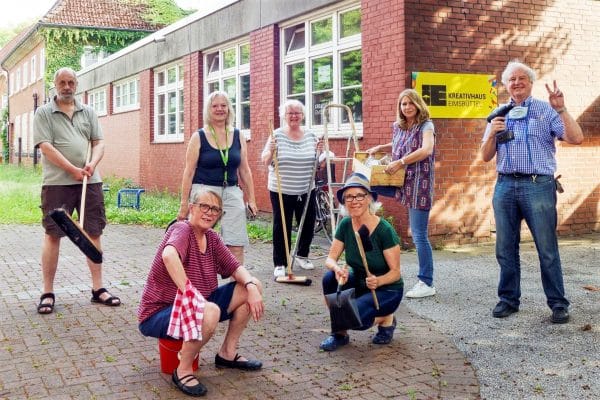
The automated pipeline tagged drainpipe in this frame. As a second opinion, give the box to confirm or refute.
[33,91,39,166]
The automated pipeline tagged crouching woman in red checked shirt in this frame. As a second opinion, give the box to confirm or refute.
[138,189,264,397]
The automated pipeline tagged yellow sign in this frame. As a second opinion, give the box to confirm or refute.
[411,72,498,119]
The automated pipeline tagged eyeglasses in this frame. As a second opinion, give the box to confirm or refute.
[343,193,368,203]
[191,203,222,215]
[286,112,303,116]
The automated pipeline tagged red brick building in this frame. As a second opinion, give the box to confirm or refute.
[76,0,600,246]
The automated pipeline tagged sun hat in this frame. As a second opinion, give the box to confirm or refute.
[336,172,378,203]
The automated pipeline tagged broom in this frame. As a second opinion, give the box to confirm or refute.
[269,119,311,286]
[49,142,103,264]
[356,224,379,309]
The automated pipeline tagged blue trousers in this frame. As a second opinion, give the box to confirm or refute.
[492,174,569,310]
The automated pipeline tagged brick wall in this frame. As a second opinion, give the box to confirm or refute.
[249,25,280,209]
[398,0,600,245]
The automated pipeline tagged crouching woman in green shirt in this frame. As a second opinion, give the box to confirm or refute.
[320,173,403,351]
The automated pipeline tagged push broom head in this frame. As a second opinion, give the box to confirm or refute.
[49,208,103,264]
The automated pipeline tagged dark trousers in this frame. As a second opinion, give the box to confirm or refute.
[269,190,316,266]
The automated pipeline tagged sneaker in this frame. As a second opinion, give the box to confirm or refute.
[273,266,286,279]
[319,333,350,351]
[405,280,436,298]
[294,257,314,270]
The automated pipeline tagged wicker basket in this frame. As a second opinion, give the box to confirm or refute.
[352,151,405,187]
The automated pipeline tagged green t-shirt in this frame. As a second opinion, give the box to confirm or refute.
[334,216,403,294]
[33,97,103,186]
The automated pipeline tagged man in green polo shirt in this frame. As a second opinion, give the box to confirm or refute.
[33,67,120,314]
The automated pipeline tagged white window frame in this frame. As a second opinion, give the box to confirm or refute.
[154,62,184,143]
[204,41,251,139]
[15,69,21,93]
[22,62,28,90]
[30,55,37,84]
[87,87,107,116]
[113,76,140,113]
[40,48,45,81]
[280,1,362,138]
[9,73,14,96]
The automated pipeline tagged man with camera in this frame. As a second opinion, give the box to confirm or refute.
[481,60,583,324]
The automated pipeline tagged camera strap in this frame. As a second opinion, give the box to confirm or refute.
[504,100,535,173]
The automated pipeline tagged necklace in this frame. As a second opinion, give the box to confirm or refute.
[208,125,230,187]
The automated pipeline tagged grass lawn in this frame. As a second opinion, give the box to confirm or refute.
[0,164,272,241]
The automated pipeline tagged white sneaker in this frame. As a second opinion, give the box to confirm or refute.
[273,266,286,278]
[294,257,314,270]
[405,280,436,298]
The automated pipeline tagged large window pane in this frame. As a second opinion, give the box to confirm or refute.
[312,56,333,91]
[240,44,250,65]
[167,67,177,84]
[241,103,250,130]
[223,48,236,69]
[312,91,333,125]
[340,9,361,38]
[287,63,305,95]
[208,81,219,93]
[342,87,362,123]
[207,52,219,74]
[240,75,250,102]
[341,50,361,86]
[179,89,184,134]
[284,24,305,54]
[224,77,236,103]
[311,18,332,46]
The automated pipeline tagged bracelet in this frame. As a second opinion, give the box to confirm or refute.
[399,158,406,166]
[244,281,257,288]
[556,107,567,114]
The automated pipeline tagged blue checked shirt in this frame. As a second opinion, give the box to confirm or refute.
[483,96,565,175]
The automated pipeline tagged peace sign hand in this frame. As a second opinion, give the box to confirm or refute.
[545,80,565,110]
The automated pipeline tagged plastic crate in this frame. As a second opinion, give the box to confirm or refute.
[117,188,145,210]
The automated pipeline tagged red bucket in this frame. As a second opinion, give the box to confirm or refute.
[158,338,199,374]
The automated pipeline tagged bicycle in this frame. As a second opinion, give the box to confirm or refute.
[313,166,335,243]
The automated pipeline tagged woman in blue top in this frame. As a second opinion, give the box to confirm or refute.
[178,91,257,264]
[320,173,403,351]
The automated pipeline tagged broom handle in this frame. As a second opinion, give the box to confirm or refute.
[355,231,380,310]
[270,120,292,276]
[80,141,92,227]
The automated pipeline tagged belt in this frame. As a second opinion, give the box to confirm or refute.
[499,173,550,181]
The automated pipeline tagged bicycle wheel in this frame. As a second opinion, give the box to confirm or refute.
[315,189,333,243]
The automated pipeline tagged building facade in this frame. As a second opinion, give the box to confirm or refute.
[76,0,599,247]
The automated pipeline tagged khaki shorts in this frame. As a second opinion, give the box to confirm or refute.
[41,183,107,237]
[190,184,249,247]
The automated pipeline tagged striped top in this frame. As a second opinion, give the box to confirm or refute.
[137,221,239,323]
[266,128,318,195]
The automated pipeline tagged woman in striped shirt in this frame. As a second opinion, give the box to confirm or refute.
[261,100,321,279]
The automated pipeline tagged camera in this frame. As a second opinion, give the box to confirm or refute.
[487,104,515,144]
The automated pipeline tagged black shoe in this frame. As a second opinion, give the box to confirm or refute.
[492,302,518,318]
[551,308,569,324]
[215,353,262,370]
[172,369,207,397]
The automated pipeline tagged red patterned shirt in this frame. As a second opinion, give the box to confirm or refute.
[138,221,239,323]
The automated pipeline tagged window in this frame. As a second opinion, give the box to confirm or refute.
[205,41,251,133]
[15,69,21,93]
[22,62,28,90]
[30,56,37,83]
[81,46,108,69]
[281,4,362,135]
[87,88,107,116]
[9,73,14,96]
[40,48,45,80]
[154,63,184,142]
[113,77,139,113]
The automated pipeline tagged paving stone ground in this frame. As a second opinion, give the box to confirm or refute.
[0,224,479,399]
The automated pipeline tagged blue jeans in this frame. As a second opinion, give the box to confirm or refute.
[409,208,434,286]
[321,270,403,332]
[492,174,568,310]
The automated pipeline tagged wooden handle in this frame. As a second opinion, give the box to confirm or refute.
[355,231,379,310]
[79,141,92,227]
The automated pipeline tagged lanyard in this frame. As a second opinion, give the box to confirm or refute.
[208,125,229,186]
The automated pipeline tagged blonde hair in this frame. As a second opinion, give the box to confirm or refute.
[396,89,430,130]
[203,91,235,128]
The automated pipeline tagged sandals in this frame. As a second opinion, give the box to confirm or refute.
[91,288,121,306]
[37,292,55,314]
[372,316,397,345]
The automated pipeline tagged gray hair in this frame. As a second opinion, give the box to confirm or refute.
[203,91,235,128]
[279,99,306,120]
[501,60,536,86]
[53,67,78,83]
[190,188,222,209]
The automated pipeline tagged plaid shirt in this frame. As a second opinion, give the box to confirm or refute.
[483,96,565,175]
[167,279,206,341]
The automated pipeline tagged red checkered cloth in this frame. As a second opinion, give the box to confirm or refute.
[167,279,206,341]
